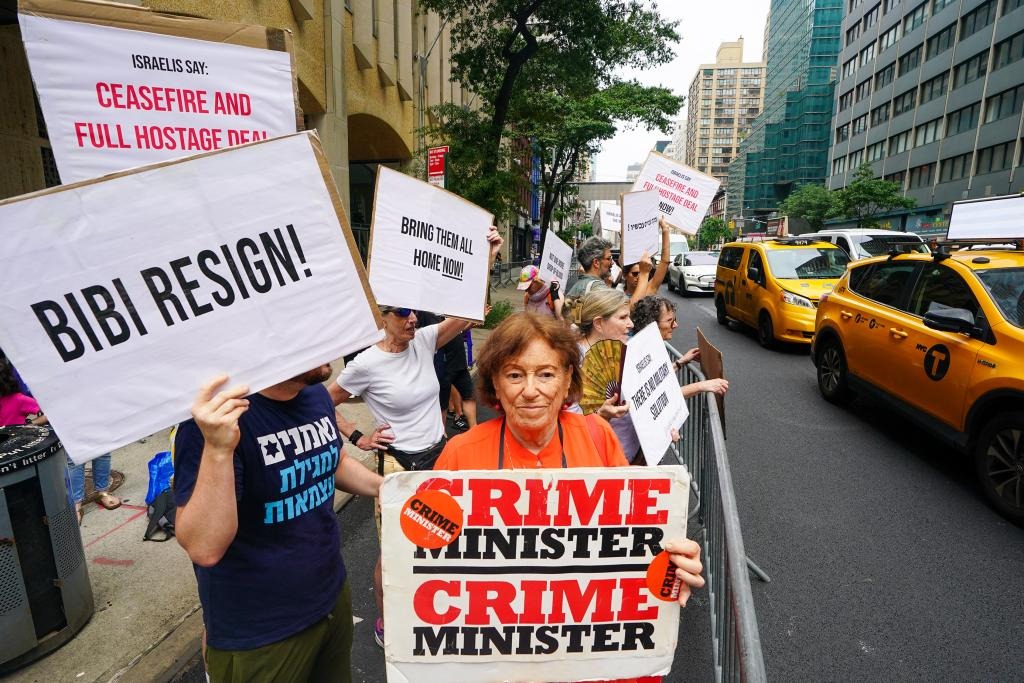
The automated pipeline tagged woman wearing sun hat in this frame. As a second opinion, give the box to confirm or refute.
[518,264,563,319]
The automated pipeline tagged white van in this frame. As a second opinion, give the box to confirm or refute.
[668,233,691,260]
[802,229,929,260]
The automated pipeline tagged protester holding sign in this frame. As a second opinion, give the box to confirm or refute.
[620,218,672,308]
[173,367,384,683]
[518,265,563,319]
[433,313,704,682]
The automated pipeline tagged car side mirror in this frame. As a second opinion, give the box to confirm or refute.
[924,307,975,335]
[674,255,683,266]
[747,265,761,283]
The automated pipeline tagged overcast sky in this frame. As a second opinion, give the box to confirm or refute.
[593,0,771,181]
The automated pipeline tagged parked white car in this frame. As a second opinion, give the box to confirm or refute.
[667,250,719,295]
[802,229,929,260]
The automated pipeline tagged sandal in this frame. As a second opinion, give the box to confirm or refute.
[76,503,84,526]
[96,491,122,510]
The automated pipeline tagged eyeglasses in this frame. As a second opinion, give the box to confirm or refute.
[384,307,413,317]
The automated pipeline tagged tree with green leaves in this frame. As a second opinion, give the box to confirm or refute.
[777,184,837,231]
[418,0,681,226]
[696,216,732,250]
[833,163,916,228]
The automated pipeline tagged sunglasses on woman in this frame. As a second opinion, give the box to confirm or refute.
[383,307,413,317]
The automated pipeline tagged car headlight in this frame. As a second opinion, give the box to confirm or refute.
[780,289,814,308]
[684,272,698,280]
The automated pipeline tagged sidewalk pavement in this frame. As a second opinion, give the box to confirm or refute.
[6,286,525,683]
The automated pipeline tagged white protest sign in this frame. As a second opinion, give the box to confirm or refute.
[622,323,689,465]
[948,195,1024,240]
[594,202,621,233]
[538,230,573,284]
[20,8,297,183]
[0,133,383,462]
[620,190,662,266]
[368,166,493,321]
[631,151,720,235]
[381,467,690,682]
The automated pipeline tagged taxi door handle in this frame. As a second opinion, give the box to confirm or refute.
[890,328,908,339]
[839,310,853,320]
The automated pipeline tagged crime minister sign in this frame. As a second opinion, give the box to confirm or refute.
[381,467,691,682]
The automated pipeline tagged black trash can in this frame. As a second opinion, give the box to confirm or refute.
[0,425,94,674]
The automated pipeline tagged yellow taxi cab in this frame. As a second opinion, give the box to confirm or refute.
[812,241,1024,524]
[714,237,851,348]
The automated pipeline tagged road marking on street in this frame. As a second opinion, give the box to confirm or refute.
[353,615,364,625]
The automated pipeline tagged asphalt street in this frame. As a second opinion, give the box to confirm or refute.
[664,289,1024,682]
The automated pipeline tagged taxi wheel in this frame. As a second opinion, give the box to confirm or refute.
[757,311,775,349]
[973,412,1024,525]
[715,297,727,325]
[816,339,852,405]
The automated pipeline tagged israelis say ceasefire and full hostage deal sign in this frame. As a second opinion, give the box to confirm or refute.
[538,230,573,285]
[622,323,689,466]
[19,2,297,183]
[0,133,383,463]
[380,467,691,683]
[620,190,662,267]
[368,166,493,321]
[631,152,720,235]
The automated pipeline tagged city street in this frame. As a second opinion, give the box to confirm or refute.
[664,289,1024,681]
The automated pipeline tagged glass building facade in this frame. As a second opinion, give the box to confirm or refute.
[728,0,844,219]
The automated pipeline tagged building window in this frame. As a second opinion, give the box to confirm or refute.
[883,0,899,13]
[847,24,862,46]
[871,102,891,125]
[893,88,917,115]
[880,25,901,51]
[993,31,1024,71]
[836,123,851,143]
[939,152,972,182]
[864,4,881,27]
[946,102,980,135]
[867,141,887,161]
[842,57,858,79]
[856,79,873,101]
[932,0,956,11]
[914,117,942,146]
[853,114,869,136]
[961,0,996,38]
[953,50,989,88]
[1003,0,1024,15]
[898,46,922,76]
[885,170,906,185]
[907,162,935,188]
[875,62,896,88]
[919,72,948,103]
[849,148,864,167]
[860,42,877,67]
[984,84,1024,123]
[833,155,848,174]
[926,23,956,60]
[904,1,929,32]
[889,130,912,154]
[975,140,1015,174]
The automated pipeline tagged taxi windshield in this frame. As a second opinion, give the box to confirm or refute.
[976,267,1024,328]
[766,248,850,279]
[852,235,930,258]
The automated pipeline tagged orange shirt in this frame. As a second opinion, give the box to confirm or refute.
[435,410,627,471]
[434,412,659,683]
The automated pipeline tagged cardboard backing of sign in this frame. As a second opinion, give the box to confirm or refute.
[0,131,382,462]
[367,166,493,322]
[696,327,726,436]
[18,0,302,131]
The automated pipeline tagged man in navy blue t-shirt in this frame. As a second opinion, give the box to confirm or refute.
[174,365,382,683]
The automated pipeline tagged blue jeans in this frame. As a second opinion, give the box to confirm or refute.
[66,453,112,505]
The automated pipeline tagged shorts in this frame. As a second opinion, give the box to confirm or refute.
[205,581,352,683]
[439,368,474,408]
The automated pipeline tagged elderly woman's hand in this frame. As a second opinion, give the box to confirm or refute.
[701,378,729,396]
[486,225,503,258]
[664,538,705,607]
[680,347,700,364]
[597,394,628,420]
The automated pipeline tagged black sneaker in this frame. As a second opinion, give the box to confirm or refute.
[452,415,469,431]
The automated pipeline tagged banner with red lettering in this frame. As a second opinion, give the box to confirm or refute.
[19,3,297,183]
[380,467,691,682]
[631,152,720,235]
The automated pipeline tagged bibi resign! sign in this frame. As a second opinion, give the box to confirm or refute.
[0,133,382,462]
[20,4,297,183]
[381,467,691,682]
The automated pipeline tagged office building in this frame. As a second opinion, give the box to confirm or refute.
[684,39,766,185]
[728,1,844,220]
[828,0,1024,235]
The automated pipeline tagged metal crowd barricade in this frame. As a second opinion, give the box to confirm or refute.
[667,344,768,683]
